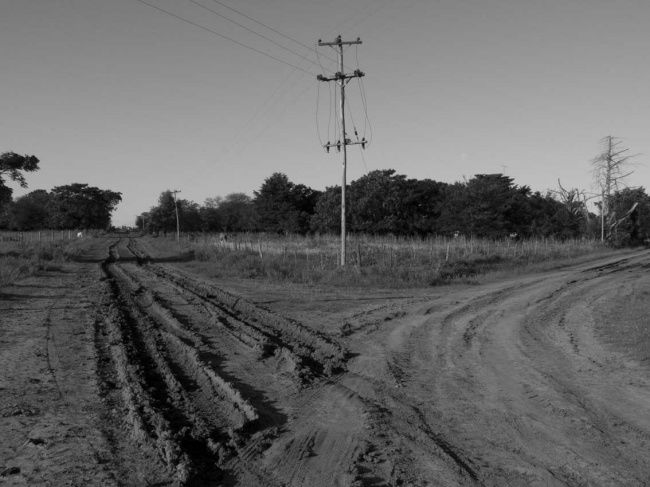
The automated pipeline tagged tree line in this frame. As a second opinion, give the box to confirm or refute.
[0,151,122,230]
[3,147,646,244]
[138,170,650,245]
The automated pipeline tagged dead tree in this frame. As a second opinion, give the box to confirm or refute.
[591,136,636,241]
[551,179,593,232]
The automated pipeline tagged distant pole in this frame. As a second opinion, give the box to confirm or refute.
[601,190,605,242]
[317,35,366,266]
[171,190,181,243]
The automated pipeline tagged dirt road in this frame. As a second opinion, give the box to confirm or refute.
[1,238,649,486]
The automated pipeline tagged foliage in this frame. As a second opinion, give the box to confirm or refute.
[253,173,319,234]
[218,193,256,232]
[5,190,51,230]
[1,184,122,230]
[137,168,645,246]
[0,152,40,190]
[0,151,40,219]
[608,187,650,246]
[49,184,122,229]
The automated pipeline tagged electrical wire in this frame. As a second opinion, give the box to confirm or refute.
[222,64,310,158]
[355,45,367,138]
[346,91,359,141]
[358,77,373,144]
[228,76,314,159]
[353,45,372,144]
[333,83,339,144]
[208,0,342,68]
[187,0,321,69]
[316,81,324,145]
[359,144,369,172]
[328,80,333,143]
[132,0,317,76]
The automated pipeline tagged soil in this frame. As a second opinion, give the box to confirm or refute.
[1,237,649,486]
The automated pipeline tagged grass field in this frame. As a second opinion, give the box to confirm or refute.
[144,233,610,288]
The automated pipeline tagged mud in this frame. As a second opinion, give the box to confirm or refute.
[1,238,649,486]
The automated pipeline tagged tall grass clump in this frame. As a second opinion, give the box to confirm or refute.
[146,233,608,288]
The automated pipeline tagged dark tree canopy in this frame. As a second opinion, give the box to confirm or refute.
[6,190,51,230]
[608,187,650,246]
[49,184,122,229]
[0,152,40,189]
[218,193,256,232]
[145,190,203,234]
[0,183,122,230]
[135,168,646,246]
[0,152,40,213]
[254,173,319,234]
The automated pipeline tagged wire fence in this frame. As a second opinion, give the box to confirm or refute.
[0,230,97,243]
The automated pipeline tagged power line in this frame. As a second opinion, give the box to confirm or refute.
[354,45,372,143]
[358,76,373,144]
[132,0,316,76]
[187,0,321,69]
[207,0,341,67]
[222,53,313,158]
[316,81,324,145]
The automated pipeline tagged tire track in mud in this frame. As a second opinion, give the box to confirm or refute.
[98,239,261,485]
[126,238,347,378]
[393,250,650,485]
[96,238,354,486]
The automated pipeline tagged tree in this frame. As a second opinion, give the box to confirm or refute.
[461,174,527,238]
[0,152,40,211]
[608,187,650,246]
[592,136,636,241]
[148,191,178,234]
[348,169,406,234]
[5,190,51,230]
[178,200,202,232]
[49,183,122,229]
[199,197,223,232]
[218,193,256,232]
[310,186,341,233]
[254,173,318,234]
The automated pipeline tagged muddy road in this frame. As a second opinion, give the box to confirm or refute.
[1,238,649,486]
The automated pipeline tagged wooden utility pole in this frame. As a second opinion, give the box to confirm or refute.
[317,35,366,266]
[171,189,181,243]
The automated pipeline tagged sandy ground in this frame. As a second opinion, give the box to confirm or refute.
[1,237,648,486]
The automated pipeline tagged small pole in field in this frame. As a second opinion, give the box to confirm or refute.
[171,189,181,244]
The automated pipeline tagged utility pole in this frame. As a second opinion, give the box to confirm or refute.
[171,189,181,243]
[317,35,366,266]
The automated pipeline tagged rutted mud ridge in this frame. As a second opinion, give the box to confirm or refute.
[97,238,352,485]
[125,238,347,377]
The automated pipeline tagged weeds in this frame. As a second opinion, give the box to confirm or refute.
[0,237,85,286]
[144,233,609,288]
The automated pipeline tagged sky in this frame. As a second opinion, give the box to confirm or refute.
[2,0,650,227]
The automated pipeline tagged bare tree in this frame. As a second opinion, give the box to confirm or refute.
[591,136,636,241]
[552,179,592,226]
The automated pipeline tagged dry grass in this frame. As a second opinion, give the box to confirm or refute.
[144,233,609,288]
[0,232,87,286]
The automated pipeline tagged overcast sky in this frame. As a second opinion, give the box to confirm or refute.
[2,0,650,226]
